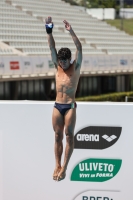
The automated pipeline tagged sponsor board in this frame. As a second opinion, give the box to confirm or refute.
[110,56,118,68]
[0,62,4,74]
[24,61,31,66]
[0,62,4,68]
[91,58,98,67]
[131,59,133,66]
[74,126,122,149]
[36,63,44,68]
[84,60,90,67]
[10,61,20,70]
[48,60,54,68]
[71,158,122,182]
[74,190,121,200]
[97,57,105,68]
[104,57,111,67]
[22,60,31,74]
[120,59,128,66]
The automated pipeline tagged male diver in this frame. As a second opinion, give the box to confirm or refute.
[45,16,82,181]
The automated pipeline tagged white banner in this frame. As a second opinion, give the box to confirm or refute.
[0,55,133,77]
[118,55,130,71]
[120,9,133,19]
[39,56,49,73]
[3,56,23,75]
[0,57,5,75]
[90,56,99,70]
[31,56,49,74]
[82,55,92,72]
[97,55,108,71]
[47,56,56,72]
[0,102,133,200]
[20,56,32,75]
[31,56,43,74]
[110,55,119,70]
[130,55,133,69]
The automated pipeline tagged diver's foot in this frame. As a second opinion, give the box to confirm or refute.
[57,167,66,181]
[53,167,61,181]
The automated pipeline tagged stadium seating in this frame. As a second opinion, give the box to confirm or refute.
[0,41,24,55]
[0,0,133,56]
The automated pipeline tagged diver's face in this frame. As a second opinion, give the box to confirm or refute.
[59,58,71,70]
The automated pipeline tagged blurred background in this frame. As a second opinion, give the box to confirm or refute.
[0,0,133,101]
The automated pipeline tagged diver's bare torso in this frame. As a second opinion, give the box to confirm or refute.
[55,61,80,104]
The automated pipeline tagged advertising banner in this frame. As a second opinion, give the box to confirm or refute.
[31,56,43,74]
[2,57,12,75]
[130,55,133,69]
[97,55,106,72]
[110,55,119,71]
[10,57,22,75]
[90,56,99,71]
[103,56,111,70]
[0,56,5,75]
[39,56,50,73]
[0,102,133,200]
[31,56,49,74]
[47,56,56,72]
[3,56,22,75]
[82,56,92,72]
[0,55,133,77]
[118,55,130,71]
[20,56,32,75]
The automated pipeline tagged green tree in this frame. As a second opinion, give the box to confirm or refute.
[86,0,117,8]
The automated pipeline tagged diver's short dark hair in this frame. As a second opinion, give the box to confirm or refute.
[57,48,71,60]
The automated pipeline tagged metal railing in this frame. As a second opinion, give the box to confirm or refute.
[125,96,133,102]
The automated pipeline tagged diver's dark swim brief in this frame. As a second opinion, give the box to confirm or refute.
[54,102,77,116]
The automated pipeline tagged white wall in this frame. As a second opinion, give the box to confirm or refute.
[0,101,133,200]
[104,8,116,20]
[120,8,133,19]
[86,8,115,20]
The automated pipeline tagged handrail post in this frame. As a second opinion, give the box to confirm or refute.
[125,96,128,102]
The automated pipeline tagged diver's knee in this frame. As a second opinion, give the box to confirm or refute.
[65,132,74,145]
[55,131,63,142]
